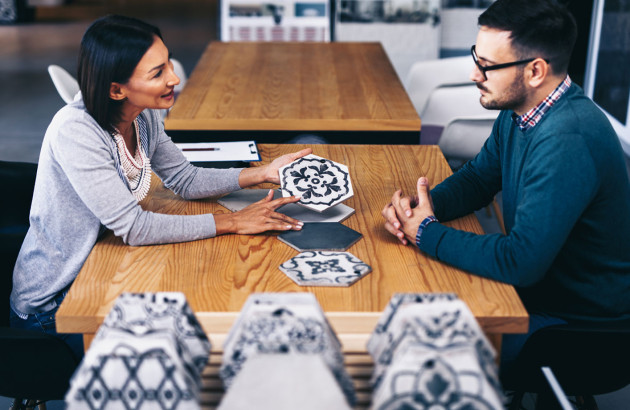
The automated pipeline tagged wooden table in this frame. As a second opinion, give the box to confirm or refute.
[57,144,527,408]
[164,42,422,144]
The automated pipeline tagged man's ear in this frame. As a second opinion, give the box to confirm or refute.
[527,58,549,88]
[109,83,126,101]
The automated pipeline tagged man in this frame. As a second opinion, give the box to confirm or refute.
[382,0,630,372]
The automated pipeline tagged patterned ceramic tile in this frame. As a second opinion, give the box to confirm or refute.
[279,251,371,287]
[371,346,503,410]
[367,296,498,395]
[66,292,209,409]
[218,189,355,223]
[279,154,353,212]
[220,293,356,406]
[98,292,211,374]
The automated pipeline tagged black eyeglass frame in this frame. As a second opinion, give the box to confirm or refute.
[471,45,541,80]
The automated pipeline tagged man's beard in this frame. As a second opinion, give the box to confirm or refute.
[478,71,528,112]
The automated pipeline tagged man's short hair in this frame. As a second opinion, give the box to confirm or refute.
[478,0,577,76]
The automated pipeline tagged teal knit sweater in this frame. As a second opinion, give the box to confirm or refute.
[420,84,630,321]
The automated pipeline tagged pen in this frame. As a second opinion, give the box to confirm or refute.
[181,147,221,152]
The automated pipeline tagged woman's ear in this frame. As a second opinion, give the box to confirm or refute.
[109,83,126,101]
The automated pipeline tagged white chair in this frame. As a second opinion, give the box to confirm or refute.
[47,65,80,104]
[406,57,504,233]
[405,56,473,115]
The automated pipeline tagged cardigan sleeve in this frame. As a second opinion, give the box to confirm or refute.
[144,110,244,199]
[51,111,221,246]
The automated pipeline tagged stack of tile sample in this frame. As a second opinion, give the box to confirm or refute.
[65,292,211,410]
[368,293,504,410]
[218,292,356,409]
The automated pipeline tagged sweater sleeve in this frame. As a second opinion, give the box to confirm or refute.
[145,111,244,199]
[51,113,221,246]
[430,120,503,222]
[419,131,599,287]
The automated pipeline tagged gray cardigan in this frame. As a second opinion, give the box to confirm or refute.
[10,97,243,316]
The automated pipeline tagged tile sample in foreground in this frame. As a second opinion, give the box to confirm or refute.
[279,154,353,212]
[277,222,362,251]
[279,251,371,287]
[218,354,351,410]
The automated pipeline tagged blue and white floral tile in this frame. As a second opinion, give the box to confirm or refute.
[218,353,352,410]
[279,154,353,212]
[66,335,200,410]
[220,299,356,406]
[367,293,459,356]
[97,292,211,375]
[371,346,504,410]
[278,251,372,287]
[368,299,498,394]
[223,292,339,352]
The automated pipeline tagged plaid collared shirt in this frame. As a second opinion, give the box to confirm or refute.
[513,75,572,132]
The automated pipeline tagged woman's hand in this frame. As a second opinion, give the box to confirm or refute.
[238,148,313,187]
[214,189,304,235]
[263,148,312,184]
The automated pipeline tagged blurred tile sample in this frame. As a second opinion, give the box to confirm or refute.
[219,353,351,410]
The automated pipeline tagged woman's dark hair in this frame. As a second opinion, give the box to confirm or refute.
[78,15,163,133]
[478,0,577,76]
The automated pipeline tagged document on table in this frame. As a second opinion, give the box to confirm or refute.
[175,141,260,162]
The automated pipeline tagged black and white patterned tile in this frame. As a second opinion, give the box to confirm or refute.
[220,293,356,406]
[279,251,371,287]
[367,294,499,398]
[0,0,16,23]
[372,347,503,410]
[279,154,353,212]
[66,292,210,409]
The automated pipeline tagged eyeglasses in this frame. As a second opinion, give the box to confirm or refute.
[471,45,537,81]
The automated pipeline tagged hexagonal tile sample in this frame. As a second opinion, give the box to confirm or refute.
[277,222,362,252]
[218,189,355,223]
[279,251,372,287]
[279,154,353,212]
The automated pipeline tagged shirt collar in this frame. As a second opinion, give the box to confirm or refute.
[512,75,572,132]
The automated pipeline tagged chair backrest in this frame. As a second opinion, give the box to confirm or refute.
[420,84,493,126]
[0,161,37,328]
[47,64,80,104]
[171,58,187,95]
[405,56,473,116]
[503,320,630,396]
[438,116,497,169]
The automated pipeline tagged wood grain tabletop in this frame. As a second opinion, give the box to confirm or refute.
[56,144,527,352]
[164,42,422,133]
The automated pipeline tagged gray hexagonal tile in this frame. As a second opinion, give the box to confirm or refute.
[279,251,372,287]
[277,222,362,251]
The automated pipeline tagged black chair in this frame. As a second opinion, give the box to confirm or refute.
[0,161,80,409]
[503,318,630,410]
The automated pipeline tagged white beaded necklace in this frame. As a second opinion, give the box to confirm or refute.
[112,119,151,202]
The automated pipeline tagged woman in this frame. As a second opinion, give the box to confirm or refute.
[9,15,311,359]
